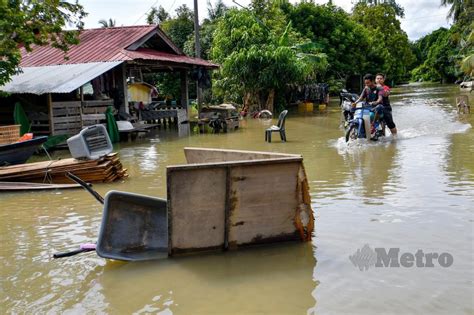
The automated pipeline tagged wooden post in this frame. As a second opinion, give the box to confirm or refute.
[193,0,203,115]
[47,93,53,135]
[180,70,189,121]
[121,63,129,114]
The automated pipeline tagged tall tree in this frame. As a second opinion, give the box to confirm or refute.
[352,2,414,83]
[207,0,228,21]
[98,18,116,28]
[0,0,87,85]
[355,0,404,17]
[440,0,471,22]
[160,5,194,50]
[184,0,229,59]
[212,7,327,111]
[146,6,170,24]
[283,2,371,88]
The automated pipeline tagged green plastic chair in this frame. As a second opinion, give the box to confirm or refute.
[265,110,288,142]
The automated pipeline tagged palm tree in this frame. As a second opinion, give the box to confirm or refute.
[98,18,116,28]
[440,0,468,22]
[207,0,228,21]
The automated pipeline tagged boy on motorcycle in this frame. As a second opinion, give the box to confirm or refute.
[376,73,397,136]
[353,73,384,107]
[353,74,384,134]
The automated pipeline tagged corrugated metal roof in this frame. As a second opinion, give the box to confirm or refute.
[125,49,219,68]
[1,62,122,94]
[20,25,156,67]
[18,25,217,69]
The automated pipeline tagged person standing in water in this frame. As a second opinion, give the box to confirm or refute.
[376,73,397,136]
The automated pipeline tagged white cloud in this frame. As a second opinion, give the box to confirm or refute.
[79,0,452,40]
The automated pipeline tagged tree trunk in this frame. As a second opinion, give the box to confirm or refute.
[243,92,252,113]
[265,89,275,113]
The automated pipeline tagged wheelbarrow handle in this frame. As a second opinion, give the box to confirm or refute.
[53,248,95,259]
[66,172,104,204]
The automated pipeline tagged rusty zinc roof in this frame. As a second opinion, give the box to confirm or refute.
[19,25,217,68]
[125,48,218,68]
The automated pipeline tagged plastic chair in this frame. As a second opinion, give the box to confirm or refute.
[265,110,288,142]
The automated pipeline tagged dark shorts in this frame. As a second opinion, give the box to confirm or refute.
[383,106,396,129]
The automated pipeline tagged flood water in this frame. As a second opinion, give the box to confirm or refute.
[1,83,473,314]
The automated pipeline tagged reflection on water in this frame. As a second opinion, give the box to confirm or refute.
[1,84,473,314]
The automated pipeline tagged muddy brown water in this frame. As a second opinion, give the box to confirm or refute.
[1,83,473,314]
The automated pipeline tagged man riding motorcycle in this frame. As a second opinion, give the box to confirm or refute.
[352,73,385,138]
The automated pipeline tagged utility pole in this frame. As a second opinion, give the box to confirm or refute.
[193,0,202,113]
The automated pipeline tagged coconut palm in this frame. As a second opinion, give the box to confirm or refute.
[440,0,469,22]
[98,18,116,28]
[207,0,228,21]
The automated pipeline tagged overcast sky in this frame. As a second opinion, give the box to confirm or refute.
[78,0,452,41]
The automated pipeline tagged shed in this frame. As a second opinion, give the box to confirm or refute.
[0,25,218,136]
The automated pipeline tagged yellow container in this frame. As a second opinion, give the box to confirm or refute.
[298,102,314,113]
[318,104,327,111]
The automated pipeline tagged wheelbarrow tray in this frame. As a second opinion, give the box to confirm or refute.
[96,190,168,261]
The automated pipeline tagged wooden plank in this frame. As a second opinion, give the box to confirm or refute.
[81,114,106,120]
[168,167,227,254]
[52,109,82,117]
[167,157,303,172]
[166,148,314,256]
[184,147,300,164]
[228,162,301,246]
[47,94,53,134]
[52,101,82,108]
[0,158,100,175]
[82,100,113,107]
[53,122,82,130]
[0,154,127,184]
[0,182,81,191]
[51,116,82,123]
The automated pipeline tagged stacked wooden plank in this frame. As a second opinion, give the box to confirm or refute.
[0,153,128,184]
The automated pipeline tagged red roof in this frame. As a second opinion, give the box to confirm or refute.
[125,48,218,68]
[20,25,217,68]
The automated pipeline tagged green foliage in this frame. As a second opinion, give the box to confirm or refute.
[410,0,473,82]
[183,1,228,59]
[354,0,404,17]
[411,28,459,82]
[146,5,170,24]
[183,21,217,60]
[211,6,327,109]
[352,2,415,82]
[283,3,371,81]
[207,0,228,21]
[441,0,472,22]
[160,5,194,50]
[98,18,116,28]
[146,5,194,100]
[144,72,182,101]
[0,0,87,86]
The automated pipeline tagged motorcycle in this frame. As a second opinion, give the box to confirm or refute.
[340,89,359,124]
[345,101,385,142]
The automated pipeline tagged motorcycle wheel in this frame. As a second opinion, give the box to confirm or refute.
[345,124,358,142]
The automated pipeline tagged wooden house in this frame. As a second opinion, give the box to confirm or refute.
[0,25,217,136]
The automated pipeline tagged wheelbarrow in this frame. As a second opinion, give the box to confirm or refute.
[54,173,168,261]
